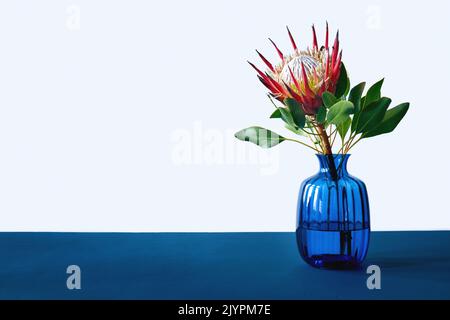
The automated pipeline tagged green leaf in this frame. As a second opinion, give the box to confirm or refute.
[326,101,354,126]
[285,123,306,136]
[344,77,351,97]
[363,78,384,109]
[284,98,306,129]
[355,97,391,134]
[351,110,360,133]
[352,82,385,133]
[234,127,285,149]
[337,117,352,140]
[322,92,339,108]
[277,107,295,126]
[270,108,282,119]
[348,82,366,114]
[334,63,349,99]
[316,105,327,124]
[362,103,410,138]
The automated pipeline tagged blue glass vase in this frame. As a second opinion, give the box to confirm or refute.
[296,154,370,269]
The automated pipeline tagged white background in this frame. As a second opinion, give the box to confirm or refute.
[0,0,448,232]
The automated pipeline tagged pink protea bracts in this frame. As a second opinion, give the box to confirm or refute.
[248,23,342,115]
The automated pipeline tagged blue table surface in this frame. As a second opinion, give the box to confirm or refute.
[0,231,450,300]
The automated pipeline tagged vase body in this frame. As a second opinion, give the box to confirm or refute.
[296,154,370,269]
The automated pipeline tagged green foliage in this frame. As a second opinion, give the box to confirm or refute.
[327,101,354,126]
[285,123,306,136]
[284,98,306,129]
[270,108,282,119]
[234,127,285,148]
[278,107,296,127]
[362,103,410,138]
[335,63,350,99]
[236,67,409,154]
[348,82,366,114]
[316,105,327,124]
[322,91,339,108]
[337,117,352,141]
[354,97,391,134]
[363,78,384,109]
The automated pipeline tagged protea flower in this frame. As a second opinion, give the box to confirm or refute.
[248,23,342,115]
[237,23,409,166]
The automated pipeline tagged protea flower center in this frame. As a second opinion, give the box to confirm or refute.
[280,55,320,84]
[248,24,342,115]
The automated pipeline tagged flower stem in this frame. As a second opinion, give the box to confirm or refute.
[284,138,321,152]
[316,123,333,155]
[345,137,362,153]
[316,123,338,180]
[308,122,325,153]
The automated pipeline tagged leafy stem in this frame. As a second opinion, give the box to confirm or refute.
[284,138,321,152]
[236,78,409,155]
[345,136,362,153]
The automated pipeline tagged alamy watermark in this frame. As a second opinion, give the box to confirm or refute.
[66,265,81,290]
[366,5,382,30]
[66,5,81,31]
[170,121,280,176]
[366,265,381,290]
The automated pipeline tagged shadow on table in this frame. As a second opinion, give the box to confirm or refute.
[370,255,450,269]
[364,232,450,280]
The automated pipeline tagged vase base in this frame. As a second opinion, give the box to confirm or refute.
[297,227,370,270]
[304,254,362,270]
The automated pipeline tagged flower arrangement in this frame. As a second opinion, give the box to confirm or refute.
[235,23,409,162]
[234,23,410,268]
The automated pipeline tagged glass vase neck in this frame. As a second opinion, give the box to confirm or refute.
[316,154,350,179]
